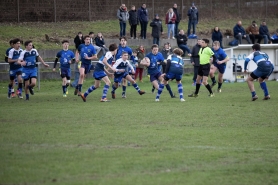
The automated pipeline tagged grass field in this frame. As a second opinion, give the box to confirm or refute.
[0,76,278,185]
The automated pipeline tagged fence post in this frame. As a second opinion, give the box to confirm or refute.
[89,0,91,21]
[238,0,240,18]
[54,0,56,22]
[181,0,183,20]
[152,0,154,20]
[17,0,19,22]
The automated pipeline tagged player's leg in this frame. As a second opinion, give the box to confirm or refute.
[16,70,23,98]
[7,76,14,99]
[189,65,204,97]
[246,72,258,101]
[158,74,174,98]
[100,76,111,102]
[217,65,226,92]
[76,66,85,95]
[122,78,127,98]
[111,75,121,99]
[209,64,217,88]
[28,68,37,95]
[62,75,67,97]
[155,75,169,101]
[201,64,214,96]
[24,78,30,100]
[259,77,270,100]
[125,74,145,95]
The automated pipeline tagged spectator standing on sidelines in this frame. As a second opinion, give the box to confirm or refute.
[128,5,139,39]
[117,4,129,37]
[177,29,191,57]
[244,44,273,101]
[246,21,263,44]
[165,8,176,39]
[190,39,201,86]
[150,14,163,46]
[233,20,251,44]
[138,3,149,39]
[94,32,108,55]
[74,32,84,49]
[135,45,145,82]
[187,3,198,36]
[173,3,181,38]
[212,26,223,48]
[259,21,271,44]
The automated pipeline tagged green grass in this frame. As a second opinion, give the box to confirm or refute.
[0,76,278,185]
[1,18,278,56]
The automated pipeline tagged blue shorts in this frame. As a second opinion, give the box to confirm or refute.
[93,71,107,80]
[114,72,128,83]
[60,68,71,79]
[150,71,162,82]
[213,63,226,74]
[165,72,183,81]
[252,61,273,79]
[81,63,91,74]
[9,68,23,80]
[22,68,37,80]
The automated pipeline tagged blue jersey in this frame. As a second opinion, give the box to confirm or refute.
[18,49,39,68]
[78,44,96,65]
[5,47,12,63]
[244,51,270,70]
[146,52,164,75]
[115,45,132,60]
[212,47,227,65]
[95,51,114,72]
[113,58,134,75]
[167,54,184,75]
[56,50,75,69]
[8,48,23,70]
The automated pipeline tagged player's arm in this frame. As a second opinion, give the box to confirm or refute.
[219,56,229,64]
[112,60,124,72]
[37,56,49,67]
[127,61,135,74]
[103,57,115,72]
[53,57,59,71]
[165,59,171,74]
[17,52,25,66]
[87,54,97,60]
[244,53,254,72]
[140,57,150,67]
[8,50,17,63]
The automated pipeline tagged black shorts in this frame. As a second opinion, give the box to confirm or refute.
[198,63,210,77]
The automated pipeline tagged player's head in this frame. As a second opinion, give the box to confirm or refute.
[173,48,183,56]
[151,44,159,55]
[132,49,137,56]
[252,43,260,51]
[24,40,33,50]
[119,36,127,47]
[89,32,94,38]
[197,39,202,45]
[12,38,21,49]
[212,41,220,50]
[121,51,128,60]
[201,39,209,47]
[109,43,118,54]
[83,35,90,44]
[62,40,69,50]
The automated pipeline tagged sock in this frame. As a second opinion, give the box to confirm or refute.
[111,85,117,93]
[132,83,140,92]
[84,85,96,97]
[78,84,82,92]
[155,84,165,99]
[205,84,213,94]
[11,89,15,93]
[260,82,269,96]
[165,84,174,97]
[102,85,110,99]
[195,83,201,94]
[19,83,23,91]
[251,91,256,97]
[218,82,222,89]
[178,83,183,99]
[122,85,126,95]
[62,85,66,94]
[26,94,29,99]
[8,84,12,94]
[75,85,78,90]
[66,83,69,88]
[211,76,216,84]
[151,85,155,92]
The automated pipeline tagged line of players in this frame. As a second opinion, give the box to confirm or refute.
[5,36,273,101]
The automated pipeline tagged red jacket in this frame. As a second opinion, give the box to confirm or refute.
[165,12,176,24]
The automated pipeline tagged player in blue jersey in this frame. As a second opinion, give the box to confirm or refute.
[80,43,118,102]
[7,38,23,99]
[155,48,185,102]
[74,35,97,96]
[17,40,49,100]
[111,51,145,98]
[140,44,175,98]
[53,40,75,97]
[209,41,229,92]
[115,36,133,98]
[244,43,274,101]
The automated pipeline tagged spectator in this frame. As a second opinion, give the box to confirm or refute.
[165,8,176,39]
[212,26,223,48]
[271,29,278,43]
[187,3,198,36]
[176,29,191,57]
[190,39,201,86]
[246,21,263,44]
[128,5,139,39]
[117,4,129,37]
[74,32,84,49]
[135,45,145,82]
[161,42,173,73]
[150,14,163,46]
[259,21,271,44]
[138,3,149,39]
[233,20,251,44]
[94,32,108,55]
[173,3,181,38]
[89,32,101,56]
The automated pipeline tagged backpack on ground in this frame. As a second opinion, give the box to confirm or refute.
[229,39,238,46]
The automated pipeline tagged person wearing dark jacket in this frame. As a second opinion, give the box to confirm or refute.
[176,29,191,57]
[161,43,173,73]
[150,14,163,46]
[74,32,84,49]
[259,21,271,44]
[94,32,108,55]
[138,3,149,39]
[190,39,201,85]
[233,20,251,44]
[187,3,198,36]
[128,5,139,39]
[173,3,181,38]
[212,26,223,48]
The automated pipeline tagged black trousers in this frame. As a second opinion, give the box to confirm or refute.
[249,34,263,44]
[130,24,137,38]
